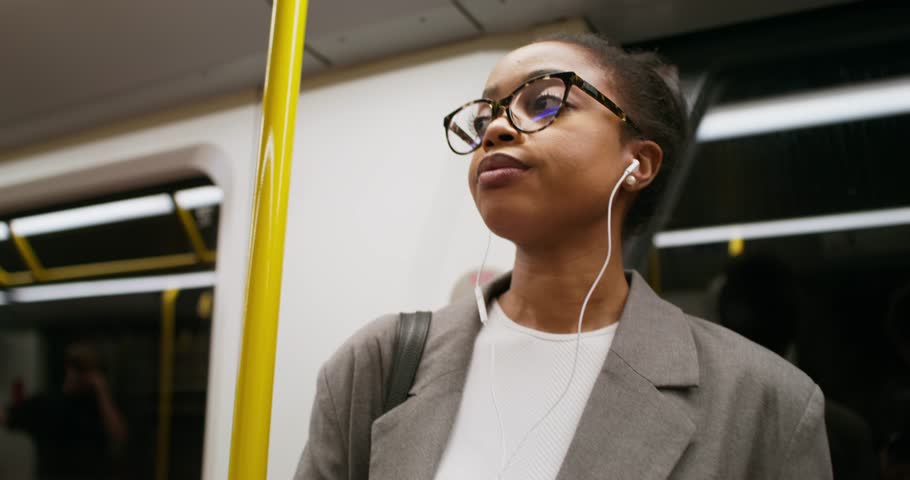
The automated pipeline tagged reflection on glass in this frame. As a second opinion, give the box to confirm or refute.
[657,80,910,478]
[0,180,219,479]
[2,342,127,479]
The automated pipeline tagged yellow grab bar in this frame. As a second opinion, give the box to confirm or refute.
[174,205,217,263]
[156,289,179,480]
[229,0,309,478]
[11,234,48,282]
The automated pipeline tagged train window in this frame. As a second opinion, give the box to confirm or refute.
[0,178,221,480]
[656,47,910,479]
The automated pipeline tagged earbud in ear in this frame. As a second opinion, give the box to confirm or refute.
[623,159,641,187]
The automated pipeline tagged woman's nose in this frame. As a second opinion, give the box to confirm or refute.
[482,115,520,150]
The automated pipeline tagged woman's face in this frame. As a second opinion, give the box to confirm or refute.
[468,42,638,248]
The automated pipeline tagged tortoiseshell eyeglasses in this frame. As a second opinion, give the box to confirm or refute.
[442,71,640,155]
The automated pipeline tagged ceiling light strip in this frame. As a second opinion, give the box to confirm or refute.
[654,206,910,248]
[11,194,175,237]
[8,270,216,303]
[696,75,910,142]
[174,186,224,210]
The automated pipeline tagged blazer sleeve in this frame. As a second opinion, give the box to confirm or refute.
[778,385,832,480]
[295,367,348,480]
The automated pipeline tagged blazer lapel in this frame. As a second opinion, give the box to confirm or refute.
[557,271,699,480]
[368,369,468,479]
[555,354,696,480]
[368,271,700,480]
[368,274,512,480]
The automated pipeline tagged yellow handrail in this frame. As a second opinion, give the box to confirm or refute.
[156,289,179,480]
[228,0,308,478]
[174,205,217,263]
[11,234,48,282]
[0,270,32,287]
[2,203,217,286]
[728,237,745,257]
[45,253,200,282]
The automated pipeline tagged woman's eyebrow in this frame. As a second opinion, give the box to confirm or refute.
[481,68,565,99]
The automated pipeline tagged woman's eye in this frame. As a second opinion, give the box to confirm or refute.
[472,115,492,134]
[529,94,562,120]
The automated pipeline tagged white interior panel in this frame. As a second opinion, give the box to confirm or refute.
[302,50,328,75]
[306,4,481,65]
[460,0,591,33]
[306,0,457,35]
[0,0,271,124]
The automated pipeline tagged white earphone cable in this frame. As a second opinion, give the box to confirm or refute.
[478,160,639,478]
[490,160,638,478]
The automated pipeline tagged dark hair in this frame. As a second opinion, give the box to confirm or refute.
[534,33,688,233]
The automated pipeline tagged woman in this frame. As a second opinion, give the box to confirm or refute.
[296,33,831,480]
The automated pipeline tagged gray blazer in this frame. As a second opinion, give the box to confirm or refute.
[296,272,832,479]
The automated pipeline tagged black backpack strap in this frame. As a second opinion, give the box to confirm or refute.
[383,311,432,414]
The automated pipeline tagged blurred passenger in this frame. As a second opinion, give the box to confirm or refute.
[882,430,910,480]
[0,427,35,479]
[881,284,910,479]
[718,254,878,480]
[0,342,128,480]
[297,33,831,479]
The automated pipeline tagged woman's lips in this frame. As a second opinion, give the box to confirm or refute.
[476,153,530,188]
[477,167,529,188]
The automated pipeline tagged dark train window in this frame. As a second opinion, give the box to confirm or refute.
[655,48,910,480]
[0,178,221,480]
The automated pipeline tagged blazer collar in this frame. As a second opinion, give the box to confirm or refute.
[435,270,700,389]
[556,271,699,479]
[368,270,699,480]
[609,270,700,388]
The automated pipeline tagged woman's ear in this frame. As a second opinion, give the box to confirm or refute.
[626,139,663,191]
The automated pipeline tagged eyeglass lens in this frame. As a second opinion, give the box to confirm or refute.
[446,77,566,154]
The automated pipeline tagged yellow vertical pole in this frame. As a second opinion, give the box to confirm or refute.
[728,237,745,257]
[228,0,308,478]
[156,289,179,480]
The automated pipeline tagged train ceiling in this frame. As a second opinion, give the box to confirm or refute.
[0,0,852,152]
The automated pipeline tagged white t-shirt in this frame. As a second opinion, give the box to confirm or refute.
[434,300,618,480]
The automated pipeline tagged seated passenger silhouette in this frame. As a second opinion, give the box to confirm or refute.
[0,342,128,480]
[717,255,878,480]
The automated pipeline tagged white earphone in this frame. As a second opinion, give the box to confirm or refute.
[473,158,641,477]
[625,158,641,185]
